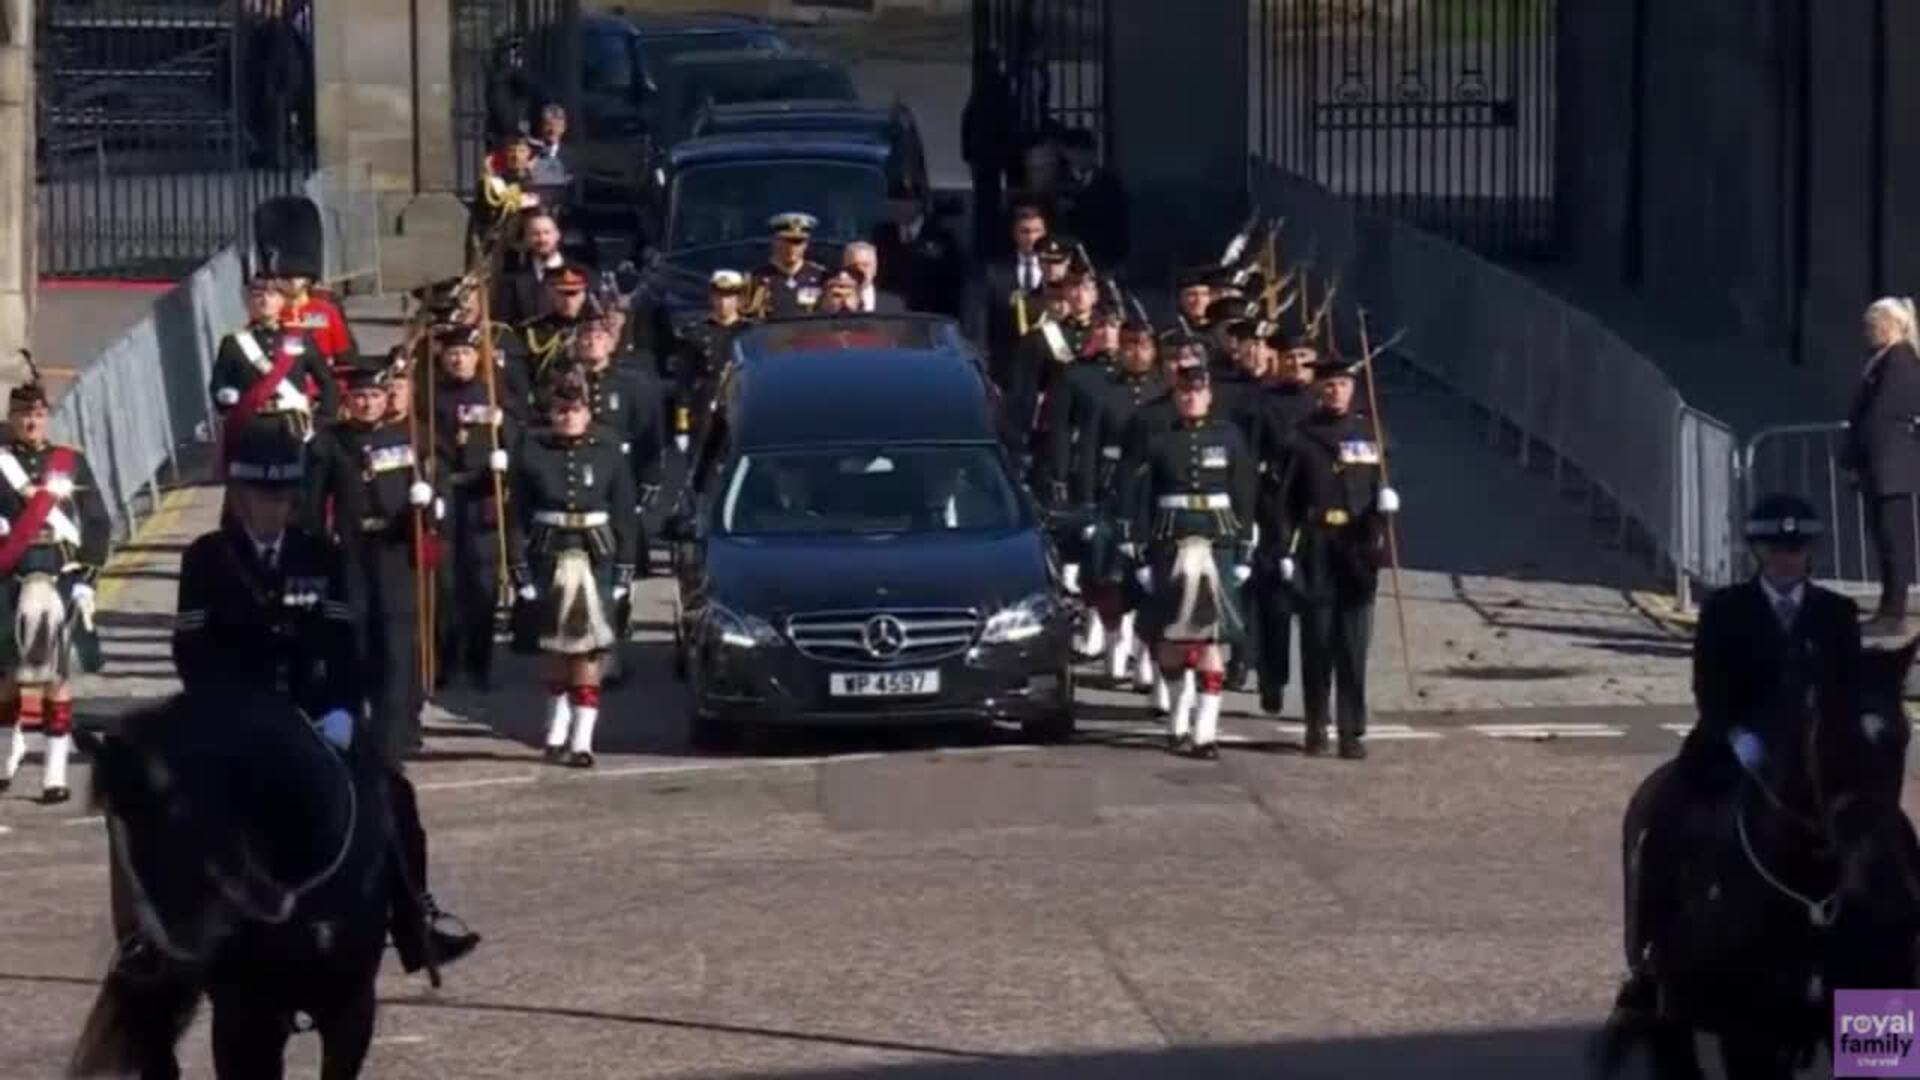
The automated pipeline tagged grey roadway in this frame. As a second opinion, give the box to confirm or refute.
[0,326,1850,1078]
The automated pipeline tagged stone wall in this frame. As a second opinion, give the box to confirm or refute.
[0,0,33,386]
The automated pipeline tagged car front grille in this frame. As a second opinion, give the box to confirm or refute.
[785,608,981,666]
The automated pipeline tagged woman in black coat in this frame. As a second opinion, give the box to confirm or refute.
[1843,297,1920,630]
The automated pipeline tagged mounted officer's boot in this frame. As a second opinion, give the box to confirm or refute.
[386,771,480,984]
[1616,802,1676,1019]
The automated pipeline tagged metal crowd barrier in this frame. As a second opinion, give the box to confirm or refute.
[1248,161,1741,603]
[303,161,383,292]
[48,244,245,540]
[1740,422,1919,592]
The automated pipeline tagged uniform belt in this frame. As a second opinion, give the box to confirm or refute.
[1321,509,1351,526]
[1157,493,1232,510]
[533,510,609,528]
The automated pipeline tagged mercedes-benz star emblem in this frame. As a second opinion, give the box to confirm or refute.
[863,615,907,658]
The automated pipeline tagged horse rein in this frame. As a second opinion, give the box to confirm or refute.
[206,710,360,926]
[1730,686,1845,928]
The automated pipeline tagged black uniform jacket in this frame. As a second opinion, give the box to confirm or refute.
[507,429,640,575]
[210,322,338,422]
[1844,343,1920,495]
[1279,409,1387,602]
[504,311,584,422]
[1686,578,1860,771]
[872,218,966,319]
[748,260,828,319]
[172,524,361,718]
[672,316,746,440]
[311,420,434,618]
[577,360,667,500]
[434,374,518,494]
[1252,382,1317,550]
[980,254,1044,375]
[0,438,112,579]
[1003,315,1090,447]
[1128,415,1258,548]
[1039,354,1114,498]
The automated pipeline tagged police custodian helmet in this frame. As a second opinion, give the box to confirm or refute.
[1745,493,1824,546]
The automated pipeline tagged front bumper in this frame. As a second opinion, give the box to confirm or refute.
[692,625,1075,727]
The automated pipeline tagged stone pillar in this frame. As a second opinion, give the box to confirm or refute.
[0,0,34,385]
[1106,0,1248,281]
[315,0,466,290]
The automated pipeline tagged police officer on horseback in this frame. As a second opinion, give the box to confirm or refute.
[1614,493,1862,1020]
[0,369,110,803]
[167,424,479,983]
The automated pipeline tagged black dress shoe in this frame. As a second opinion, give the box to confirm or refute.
[542,746,567,764]
[1338,738,1367,761]
[1613,971,1658,1017]
[1169,732,1193,755]
[1303,725,1329,756]
[1259,686,1282,716]
[1225,660,1249,692]
[565,750,595,769]
[1191,742,1219,761]
[41,786,70,805]
[0,776,11,794]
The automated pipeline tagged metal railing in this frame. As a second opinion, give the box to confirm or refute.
[1739,422,1919,592]
[1248,160,1739,601]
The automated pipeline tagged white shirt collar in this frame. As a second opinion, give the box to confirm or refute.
[1759,574,1805,611]
[861,285,876,311]
[250,531,284,562]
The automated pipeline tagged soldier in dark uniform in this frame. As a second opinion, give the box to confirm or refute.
[1211,319,1275,692]
[1129,366,1258,759]
[1005,268,1099,476]
[167,424,478,983]
[1164,267,1214,343]
[504,264,592,423]
[507,370,640,768]
[431,326,515,690]
[1614,494,1863,1020]
[555,315,666,568]
[1248,325,1321,715]
[1279,354,1400,759]
[746,212,829,320]
[1080,313,1168,686]
[211,271,338,447]
[0,374,110,803]
[1039,301,1122,617]
[871,192,965,319]
[670,270,749,455]
[310,362,440,762]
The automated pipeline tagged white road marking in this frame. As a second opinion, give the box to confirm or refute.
[417,746,1042,791]
[1661,723,1693,736]
[414,774,538,792]
[64,815,104,827]
[1470,722,1626,739]
[0,824,11,835]
[373,1035,429,1046]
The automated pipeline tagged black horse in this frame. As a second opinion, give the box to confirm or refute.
[68,685,392,1080]
[1597,639,1920,1080]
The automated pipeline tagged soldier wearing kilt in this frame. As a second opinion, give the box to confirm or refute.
[507,370,639,768]
[0,376,110,803]
[431,326,515,690]
[1129,365,1258,758]
[1279,354,1400,759]
[1079,314,1167,685]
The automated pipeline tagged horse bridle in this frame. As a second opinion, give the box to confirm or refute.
[1732,686,1845,928]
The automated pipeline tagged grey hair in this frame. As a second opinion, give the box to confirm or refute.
[1866,296,1920,348]
[842,241,877,262]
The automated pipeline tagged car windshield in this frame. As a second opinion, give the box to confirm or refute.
[639,32,784,83]
[720,446,1023,537]
[669,162,885,247]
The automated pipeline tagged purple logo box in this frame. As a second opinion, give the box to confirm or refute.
[1838,990,1920,1077]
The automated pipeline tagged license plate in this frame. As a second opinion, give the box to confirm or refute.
[828,670,941,697]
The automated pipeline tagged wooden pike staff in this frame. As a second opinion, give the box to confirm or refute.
[1356,309,1416,697]
[476,275,511,597]
[404,317,437,692]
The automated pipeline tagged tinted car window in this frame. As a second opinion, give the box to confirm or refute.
[582,29,635,93]
[669,162,886,247]
[668,66,859,143]
[720,446,1021,536]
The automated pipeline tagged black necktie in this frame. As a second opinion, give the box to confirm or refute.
[260,544,278,570]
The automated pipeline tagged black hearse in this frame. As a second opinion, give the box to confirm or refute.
[665,315,1077,750]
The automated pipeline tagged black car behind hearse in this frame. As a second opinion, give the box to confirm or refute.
[664,315,1077,750]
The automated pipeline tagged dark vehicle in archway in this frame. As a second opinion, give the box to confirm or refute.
[664,315,1076,750]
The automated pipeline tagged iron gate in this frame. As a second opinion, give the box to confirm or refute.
[35,0,316,278]
[970,0,1110,155]
[450,0,577,197]
[1250,0,1556,258]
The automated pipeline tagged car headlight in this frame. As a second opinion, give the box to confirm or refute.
[708,603,780,649]
[981,592,1055,644]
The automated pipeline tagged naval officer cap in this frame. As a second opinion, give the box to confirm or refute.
[1745,493,1824,545]
[709,269,748,294]
[224,423,306,487]
[769,212,818,240]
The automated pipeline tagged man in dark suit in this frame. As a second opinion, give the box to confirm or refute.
[1053,128,1130,269]
[870,201,965,319]
[491,210,568,324]
[961,48,1017,257]
[979,206,1051,389]
[1615,493,1862,1018]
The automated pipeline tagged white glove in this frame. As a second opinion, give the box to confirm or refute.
[0,516,10,538]
[433,497,446,522]
[488,449,509,473]
[1232,564,1253,585]
[611,584,629,603]
[1061,563,1082,595]
[1279,556,1296,583]
[675,434,690,454]
[1378,486,1401,514]
[1118,542,1138,560]
[1135,566,1153,590]
[517,583,538,601]
[1080,523,1098,540]
[70,582,95,609]
[215,387,240,407]
[315,709,354,751]
[408,481,433,508]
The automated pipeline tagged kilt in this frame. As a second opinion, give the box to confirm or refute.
[512,549,618,657]
[1136,537,1245,647]
[0,562,102,680]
